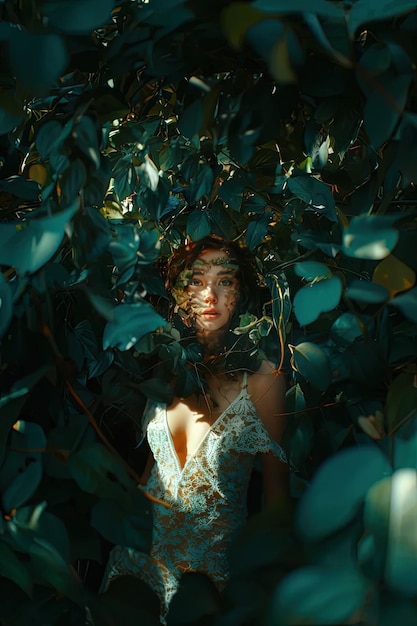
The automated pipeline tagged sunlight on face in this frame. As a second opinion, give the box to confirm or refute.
[174,248,240,334]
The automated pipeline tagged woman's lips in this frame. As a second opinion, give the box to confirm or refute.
[201,309,219,318]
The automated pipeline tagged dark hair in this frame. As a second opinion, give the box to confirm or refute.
[165,236,266,376]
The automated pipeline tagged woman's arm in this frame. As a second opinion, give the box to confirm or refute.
[248,360,290,507]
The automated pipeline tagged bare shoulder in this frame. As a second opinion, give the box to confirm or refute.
[247,359,286,397]
[247,360,287,439]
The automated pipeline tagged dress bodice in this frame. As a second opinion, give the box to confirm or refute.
[103,380,287,620]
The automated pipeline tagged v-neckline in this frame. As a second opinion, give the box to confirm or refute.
[165,386,247,474]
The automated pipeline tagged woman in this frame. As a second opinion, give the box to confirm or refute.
[102,236,289,620]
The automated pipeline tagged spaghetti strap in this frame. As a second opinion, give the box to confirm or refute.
[241,371,248,389]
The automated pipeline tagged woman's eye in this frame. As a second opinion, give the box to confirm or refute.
[189,279,202,287]
[219,279,233,287]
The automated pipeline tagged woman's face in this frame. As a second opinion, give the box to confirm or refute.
[186,248,240,334]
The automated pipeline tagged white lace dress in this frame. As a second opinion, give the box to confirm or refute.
[103,377,286,616]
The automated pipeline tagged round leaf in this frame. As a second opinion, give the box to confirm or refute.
[0,542,32,597]
[346,279,390,303]
[0,201,79,275]
[343,214,401,260]
[293,275,342,326]
[9,31,68,93]
[292,341,332,391]
[269,566,367,626]
[330,312,363,347]
[103,302,167,351]
[373,255,415,297]
[42,0,114,34]
[186,211,211,241]
[296,445,392,542]
[391,286,417,323]
[294,261,330,281]
[385,469,417,596]
[91,493,152,551]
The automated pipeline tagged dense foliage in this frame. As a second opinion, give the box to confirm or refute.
[0,0,417,624]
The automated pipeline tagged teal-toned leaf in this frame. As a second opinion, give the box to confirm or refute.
[1,421,46,511]
[0,106,22,134]
[61,159,87,200]
[294,261,330,281]
[391,286,417,323]
[291,231,341,257]
[29,539,83,605]
[186,211,211,241]
[363,74,411,149]
[178,99,204,139]
[76,116,100,169]
[137,228,161,265]
[393,417,417,470]
[42,0,114,34]
[385,373,417,435]
[343,214,401,260]
[68,444,134,509]
[348,0,417,37]
[0,274,13,338]
[36,119,67,158]
[217,177,244,211]
[346,280,390,303]
[384,469,417,596]
[379,600,417,626]
[288,175,337,221]
[254,0,343,18]
[0,201,79,275]
[0,176,40,201]
[9,31,68,93]
[246,212,271,250]
[296,445,392,542]
[103,301,167,351]
[190,165,214,202]
[359,42,391,79]
[91,492,152,551]
[293,276,342,326]
[0,542,32,597]
[269,567,367,626]
[292,342,332,391]
[2,462,42,513]
[330,312,364,347]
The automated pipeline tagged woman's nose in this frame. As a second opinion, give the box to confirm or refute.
[204,285,218,303]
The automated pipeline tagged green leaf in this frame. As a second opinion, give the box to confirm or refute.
[384,469,417,596]
[330,312,364,347]
[0,201,79,275]
[29,539,83,605]
[269,566,367,626]
[0,176,41,201]
[292,341,332,391]
[293,276,342,326]
[246,212,271,250]
[391,286,417,323]
[348,0,417,37]
[167,572,221,624]
[0,542,32,597]
[102,301,167,351]
[42,0,114,34]
[186,211,211,241]
[343,214,402,260]
[288,175,337,221]
[0,274,13,339]
[9,31,68,93]
[254,0,343,17]
[296,445,392,542]
[68,444,134,508]
[294,261,330,281]
[385,373,417,434]
[91,575,161,626]
[178,100,204,139]
[91,493,152,551]
[346,280,390,304]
